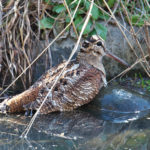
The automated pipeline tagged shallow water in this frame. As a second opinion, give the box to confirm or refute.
[0,84,150,150]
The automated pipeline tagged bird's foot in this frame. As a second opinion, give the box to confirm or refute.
[24,109,33,116]
[24,107,36,116]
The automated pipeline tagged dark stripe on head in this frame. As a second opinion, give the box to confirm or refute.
[80,48,85,53]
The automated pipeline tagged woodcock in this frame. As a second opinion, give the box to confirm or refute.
[0,35,128,115]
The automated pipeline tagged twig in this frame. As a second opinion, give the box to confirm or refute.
[103,0,150,77]
[102,0,137,57]
[37,0,41,39]
[108,54,149,83]
[21,0,94,138]
[144,0,150,9]
[45,31,52,69]
[90,0,131,34]
[3,0,14,12]
[0,1,2,27]
[105,0,120,25]
[63,0,78,38]
[144,23,150,59]
[119,8,127,47]
[121,1,150,74]
[21,0,87,138]
[0,0,81,97]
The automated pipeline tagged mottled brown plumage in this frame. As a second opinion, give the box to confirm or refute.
[0,35,128,114]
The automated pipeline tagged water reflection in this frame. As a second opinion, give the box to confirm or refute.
[0,84,150,150]
[1,113,150,150]
[0,110,104,150]
[34,111,104,139]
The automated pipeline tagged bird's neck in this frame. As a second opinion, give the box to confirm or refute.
[77,52,106,76]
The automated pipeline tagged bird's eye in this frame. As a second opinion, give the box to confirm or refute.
[96,41,102,46]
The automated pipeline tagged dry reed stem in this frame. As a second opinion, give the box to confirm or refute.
[121,1,150,73]
[144,0,150,8]
[0,0,80,97]
[102,0,137,57]
[92,1,131,34]
[144,24,150,59]
[37,0,41,38]
[105,0,120,25]
[45,31,53,69]
[21,0,86,138]
[103,0,150,77]
[1,0,34,89]
[3,0,14,12]
[63,0,78,38]
[21,0,94,138]
[1,1,53,91]
[0,1,2,27]
[108,54,149,83]
[3,0,20,83]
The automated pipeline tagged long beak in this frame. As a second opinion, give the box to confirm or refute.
[105,51,129,67]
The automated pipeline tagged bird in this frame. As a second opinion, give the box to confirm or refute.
[0,35,128,115]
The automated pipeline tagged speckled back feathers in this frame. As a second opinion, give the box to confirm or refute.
[25,60,104,114]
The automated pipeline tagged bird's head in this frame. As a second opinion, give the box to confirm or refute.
[78,35,128,76]
[80,35,106,59]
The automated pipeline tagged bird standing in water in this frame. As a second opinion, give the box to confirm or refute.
[0,35,128,114]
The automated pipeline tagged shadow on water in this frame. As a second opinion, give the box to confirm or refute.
[0,84,150,150]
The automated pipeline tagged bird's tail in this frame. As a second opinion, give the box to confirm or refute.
[0,87,41,114]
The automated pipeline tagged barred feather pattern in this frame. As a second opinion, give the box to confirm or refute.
[24,60,104,114]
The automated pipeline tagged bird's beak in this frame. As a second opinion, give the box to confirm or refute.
[105,51,129,67]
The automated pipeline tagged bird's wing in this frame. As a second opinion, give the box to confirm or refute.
[25,63,103,114]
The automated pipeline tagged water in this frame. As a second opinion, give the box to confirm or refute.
[0,84,150,150]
